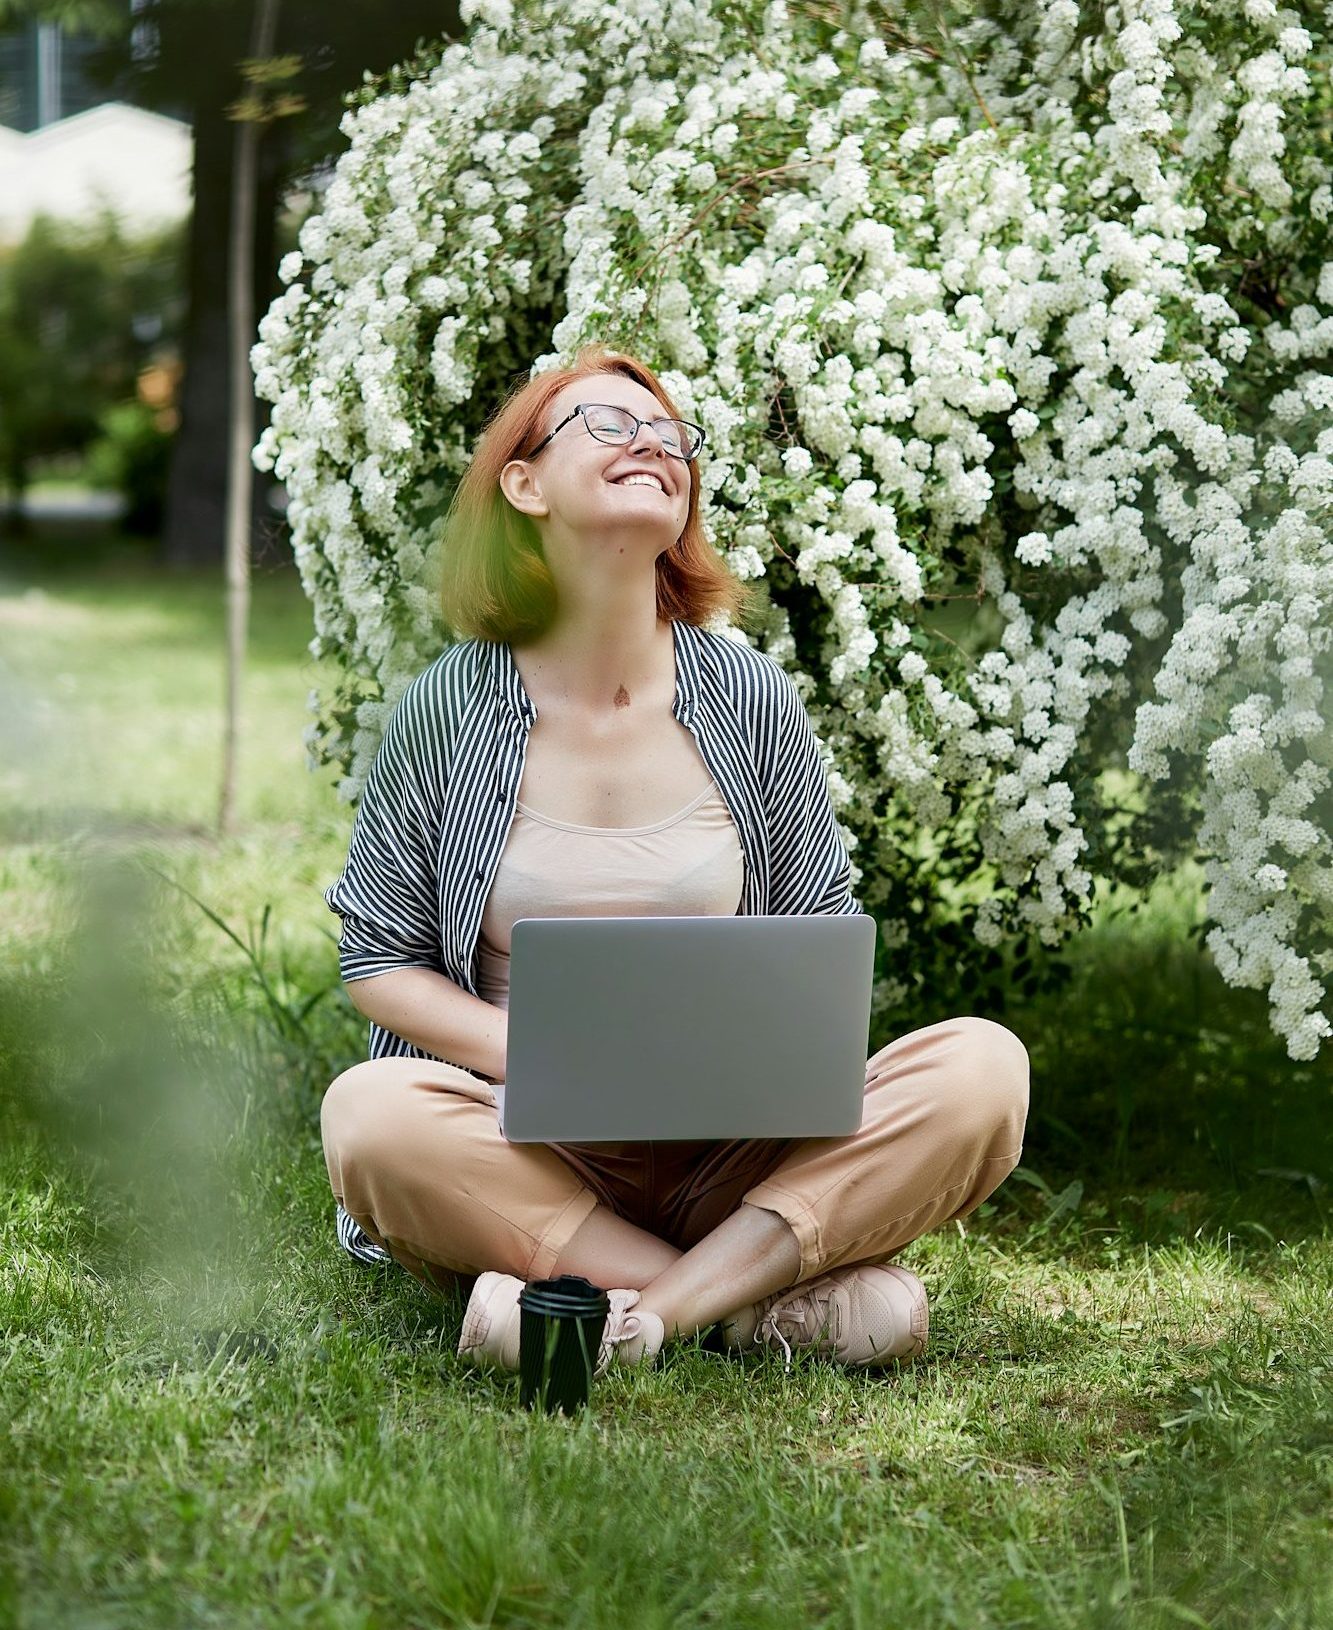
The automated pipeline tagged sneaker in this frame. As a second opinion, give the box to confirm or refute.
[458,1272,525,1371]
[721,1264,928,1370]
[598,1292,666,1374]
[458,1272,665,1377]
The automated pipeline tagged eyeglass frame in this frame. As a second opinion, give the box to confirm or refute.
[524,402,706,463]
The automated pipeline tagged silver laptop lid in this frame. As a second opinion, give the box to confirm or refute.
[499,914,876,1142]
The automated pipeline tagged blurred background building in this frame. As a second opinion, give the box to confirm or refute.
[0,103,191,242]
[0,13,112,130]
[0,6,189,243]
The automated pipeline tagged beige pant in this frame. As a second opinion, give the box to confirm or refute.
[321,1016,1030,1293]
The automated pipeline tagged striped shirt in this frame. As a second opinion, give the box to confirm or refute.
[325,616,865,1266]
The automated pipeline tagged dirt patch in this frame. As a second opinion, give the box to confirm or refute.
[1036,1386,1160,1439]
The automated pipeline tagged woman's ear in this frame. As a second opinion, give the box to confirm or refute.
[499,459,549,518]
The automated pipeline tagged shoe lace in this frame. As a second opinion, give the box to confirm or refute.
[756,1286,840,1370]
[597,1292,645,1375]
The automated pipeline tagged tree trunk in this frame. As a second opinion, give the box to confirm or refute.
[161,103,230,569]
[162,97,284,571]
[1,454,30,535]
[218,0,281,838]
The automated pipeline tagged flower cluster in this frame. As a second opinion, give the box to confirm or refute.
[254,0,1333,1060]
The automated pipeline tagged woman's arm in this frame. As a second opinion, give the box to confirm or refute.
[325,665,483,1066]
[345,967,509,1084]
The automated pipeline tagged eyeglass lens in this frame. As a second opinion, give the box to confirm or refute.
[584,405,701,459]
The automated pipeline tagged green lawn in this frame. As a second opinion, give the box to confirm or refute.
[1,543,1330,1629]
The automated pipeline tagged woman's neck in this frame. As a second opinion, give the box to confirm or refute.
[511,617,674,719]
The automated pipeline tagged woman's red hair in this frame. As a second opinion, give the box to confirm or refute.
[437,342,765,643]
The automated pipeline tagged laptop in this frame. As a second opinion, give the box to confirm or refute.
[495,914,877,1142]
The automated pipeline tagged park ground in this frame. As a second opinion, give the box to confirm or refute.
[0,534,1329,1629]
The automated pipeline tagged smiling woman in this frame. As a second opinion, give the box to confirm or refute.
[425,346,762,851]
[316,338,1030,1386]
[493,373,697,690]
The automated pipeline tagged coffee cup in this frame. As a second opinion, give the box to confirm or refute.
[518,1275,610,1414]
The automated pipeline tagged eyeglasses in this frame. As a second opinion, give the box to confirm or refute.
[526,402,706,462]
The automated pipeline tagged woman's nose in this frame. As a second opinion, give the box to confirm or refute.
[629,424,670,457]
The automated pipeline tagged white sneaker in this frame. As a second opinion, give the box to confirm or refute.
[721,1264,929,1369]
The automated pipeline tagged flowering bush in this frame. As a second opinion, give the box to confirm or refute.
[253,0,1333,1060]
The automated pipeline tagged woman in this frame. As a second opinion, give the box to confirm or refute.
[320,342,1030,1377]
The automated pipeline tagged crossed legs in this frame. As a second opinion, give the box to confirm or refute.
[551,1199,800,1340]
[323,1016,1031,1342]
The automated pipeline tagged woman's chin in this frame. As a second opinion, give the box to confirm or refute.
[576,512,682,550]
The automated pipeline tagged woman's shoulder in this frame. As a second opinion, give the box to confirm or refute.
[380,639,489,770]
[396,638,487,717]
[684,623,801,716]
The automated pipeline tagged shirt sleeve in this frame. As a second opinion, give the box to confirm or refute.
[324,674,446,983]
[764,667,865,918]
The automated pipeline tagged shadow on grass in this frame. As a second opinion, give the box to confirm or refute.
[993,898,1331,1258]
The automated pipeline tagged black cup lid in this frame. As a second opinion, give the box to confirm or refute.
[519,1274,609,1317]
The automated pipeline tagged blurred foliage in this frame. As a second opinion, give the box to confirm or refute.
[0,844,248,1276]
[0,0,122,32]
[85,399,177,534]
[0,211,184,508]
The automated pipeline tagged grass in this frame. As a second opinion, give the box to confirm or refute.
[1,540,1330,1629]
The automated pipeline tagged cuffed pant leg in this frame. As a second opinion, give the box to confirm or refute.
[742,1016,1030,1283]
[321,1058,600,1284]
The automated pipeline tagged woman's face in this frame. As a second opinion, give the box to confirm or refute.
[499,372,693,552]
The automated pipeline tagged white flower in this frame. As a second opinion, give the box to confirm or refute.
[253,0,1333,1060]
[1277,27,1311,61]
[1016,531,1053,566]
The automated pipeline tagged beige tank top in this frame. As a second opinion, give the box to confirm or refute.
[476,778,745,1012]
